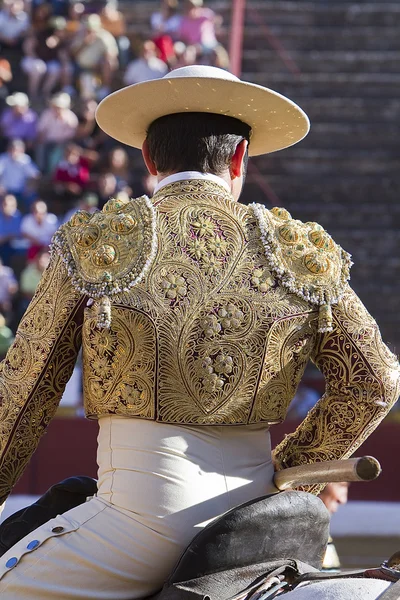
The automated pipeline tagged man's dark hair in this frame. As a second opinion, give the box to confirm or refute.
[146,112,251,175]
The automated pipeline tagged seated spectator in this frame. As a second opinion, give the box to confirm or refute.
[71,13,119,100]
[0,193,26,267]
[106,146,132,191]
[179,0,221,53]
[0,92,37,152]
[30,3,54,34]
[100,1,130,67]
[207,43,230,70]
[0,0,30,51]
[319,482,350,570]
[19,247,51,312]
[123,40,168,86]
[35,91,78,174]
[63,191,99,223]
[53,143,91,205]
[173,40,197,68]
[0,312,13,358]
[95,171,120,208]
[0,257,18,319]
[0,140,40,204]
[21,16,73,101]
[0,58,12,108]
[151,0,182,66]
[151,0,182,39]
[20,199,58,259]
[75,98,102,150]
[65,1,85,39]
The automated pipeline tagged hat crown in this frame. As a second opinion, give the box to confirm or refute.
[164,65,240,83]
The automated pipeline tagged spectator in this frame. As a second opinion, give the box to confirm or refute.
[0,194,26,268]
[123,40,168,86]
[20,199,58,259]
[208,43,230,70]
[71,13,119,100]
[151,0,182,39]
[0,139,40,203]
[0,312,14,359]
[95,171,119,208]
[19,247,51,312]
[100,1,130,67]
[107,146,132,191]
[75,98,103,150]
[151,0,182,66]
[35,91,78,173]
[21,16,73,101]
[0,257,18,318]
[65,1,85,39]
[30,3,54,34]
[0,0,30,51]
[0,92,37,151]
[63,191,99,223]
[0,59,12,107]
[173,41,197,68]
[319,482,350,570]
[53,143,91,204]
[179,0,221,53]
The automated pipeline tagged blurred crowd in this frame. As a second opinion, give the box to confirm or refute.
[0,0,229,357]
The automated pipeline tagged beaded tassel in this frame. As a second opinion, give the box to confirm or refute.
[97,296,112,329]
[318,303,333,333]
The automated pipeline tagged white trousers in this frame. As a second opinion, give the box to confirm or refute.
[0,418,277,599]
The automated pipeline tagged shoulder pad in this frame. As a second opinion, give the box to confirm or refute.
[249,204,353,332]
[52,195,157,300]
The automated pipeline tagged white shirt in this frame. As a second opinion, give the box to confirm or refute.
[150,12,182,35]
[21,213,59,246]
[37,108,78,143]
[0,153,39,193]
[0,9,29,41]
[154,171,231,195]
[123,57,168,86]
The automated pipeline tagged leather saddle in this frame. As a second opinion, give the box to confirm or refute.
[150,490,330,600]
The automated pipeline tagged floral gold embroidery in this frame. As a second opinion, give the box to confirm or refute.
[192,217,214,237]
[207,234,228,257]
[251,268,275,292]
[200,315,221,338]
[161,273,187,300]
[187,239,207,260]
[218,303,244,330]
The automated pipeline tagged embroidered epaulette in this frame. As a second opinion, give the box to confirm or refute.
[52,195,157,328]
[249,203,353,333]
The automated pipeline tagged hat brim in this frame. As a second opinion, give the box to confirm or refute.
[96,77,310,156]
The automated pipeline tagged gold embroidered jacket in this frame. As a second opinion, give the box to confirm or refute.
[0,180,399,503]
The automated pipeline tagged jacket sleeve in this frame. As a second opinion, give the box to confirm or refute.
[0,253,86,504]
[273,284,400,491]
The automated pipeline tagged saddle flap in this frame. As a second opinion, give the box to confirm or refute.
[167,491,330,585]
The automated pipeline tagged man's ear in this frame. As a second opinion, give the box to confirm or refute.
[230,139,248,179]
[142,139,158,176]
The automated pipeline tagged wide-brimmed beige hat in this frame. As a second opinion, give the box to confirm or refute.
[96,65,310,156]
